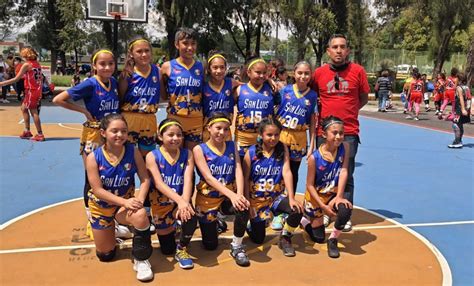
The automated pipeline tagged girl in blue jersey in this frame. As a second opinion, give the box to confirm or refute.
[53,49,120,237]
[86,114,153,281]
[235,56,277,159]
[193,112,251,267]
[243,118,303,257]
[119,36,160,156]
[301,116,352,259]
[275,61,318,191]
[146,119,197,269]
[202,50,241,141]
[160,28,204,150]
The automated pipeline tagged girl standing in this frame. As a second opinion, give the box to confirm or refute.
[0,47,44,141]
[243,118,303,257]
[160,28,204,150]
[86,114,153,281]
[301,116,351,259]
[235,56,276,159]
[53,49,120,237]
[146,119,197,269]
[119,36,160,156]
[193,112,251,267]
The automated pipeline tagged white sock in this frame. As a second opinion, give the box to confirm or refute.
[231,236,243,247]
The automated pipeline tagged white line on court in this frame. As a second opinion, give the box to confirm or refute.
[58,123,82,131]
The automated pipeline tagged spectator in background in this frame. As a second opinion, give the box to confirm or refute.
[375,70,392,112]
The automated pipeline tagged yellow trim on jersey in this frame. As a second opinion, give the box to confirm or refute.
[209,80,225,94]
[159,121,182,132]
[248,82,263,94]
[207,54,226,64]
[134,64,151,78]
[159,146,180,166]
[206,142,226,156]
[101,146,126,167]
[292,84,310,99]
[176,57,195,70]
[247,58,266,70]
[92,49,114,64]
[94,75,111,92]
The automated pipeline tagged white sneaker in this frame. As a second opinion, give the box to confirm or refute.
[133,259,153,281]
[115,223,133,239]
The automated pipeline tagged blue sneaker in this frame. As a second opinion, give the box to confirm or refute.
[175,247,193,269]
[271,214,287,231]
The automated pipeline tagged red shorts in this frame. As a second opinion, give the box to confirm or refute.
[23,88,41,109]
[445,90,455,103]
[409,93,422,104]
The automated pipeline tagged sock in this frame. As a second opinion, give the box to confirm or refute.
[282,223,296,236]
[300,216,310,228]
[329,229,341,240]
[231,235,243,247]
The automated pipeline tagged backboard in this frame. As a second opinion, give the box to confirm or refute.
[86,0,148,23]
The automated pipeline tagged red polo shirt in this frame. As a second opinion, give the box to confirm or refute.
[311,63,370,136]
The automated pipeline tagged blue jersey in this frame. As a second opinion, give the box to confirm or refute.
[236,82,274,132]
[248,145,284,200]
[92,143,137,207]
[151,147,188,196]
[312,144,345,195]
[167,58,204,117]
[122,64,160,113]
[202,77,234,118]
[68,76,119,120]
[275,84,318,131]
[197,141,236,198]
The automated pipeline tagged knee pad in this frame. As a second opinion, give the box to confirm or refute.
[157,231,176,255]
[200,222,218,250]
[132,228,153,260]
[96,248,116,262]
[305,224,325,244]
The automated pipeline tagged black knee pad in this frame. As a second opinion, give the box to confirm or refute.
[158,231,176,255]
[305,224,325,243]
[334,204,352,230]
[200,221,218,250]
[96,248,116,262]
[132,228,153,260]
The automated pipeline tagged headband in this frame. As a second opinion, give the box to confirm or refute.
[159,121,182,132]
[322,120,344,131]
[208,117,231,126]
[247,58,266,70]
[92,49,114,63]
[129,39,150,49]
[208,54,226,64]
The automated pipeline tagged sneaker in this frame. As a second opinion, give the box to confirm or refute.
[230,244,250,267]
[30,134,45,141]
[271,214,285,231]
[175,247,194,269]
[447,142,463,148]
[278,235,296,257]
[19,130,33,139]
[327,238,340,258]
[133,259,153,281]
[115,223,133,239]
[342,220,352,232]
[323,215,331,227]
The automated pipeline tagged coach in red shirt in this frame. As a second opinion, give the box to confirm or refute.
[311,34,369,232]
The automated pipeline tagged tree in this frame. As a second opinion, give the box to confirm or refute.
[428,0,472,78]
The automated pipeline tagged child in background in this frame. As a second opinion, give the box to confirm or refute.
[301,116,351,259]
[0,47,45,141]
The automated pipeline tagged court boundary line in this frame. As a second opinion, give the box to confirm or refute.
[361,114,474,139]
[357,207,452,286]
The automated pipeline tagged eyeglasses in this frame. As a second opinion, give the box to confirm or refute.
[334,73,340,90]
